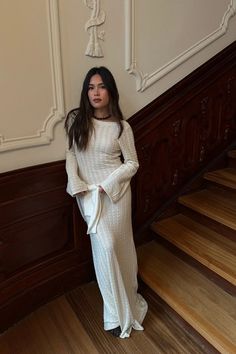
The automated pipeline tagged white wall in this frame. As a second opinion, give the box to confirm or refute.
[0,0,235,172]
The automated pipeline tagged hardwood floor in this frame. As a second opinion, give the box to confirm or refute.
[0,281,216,354]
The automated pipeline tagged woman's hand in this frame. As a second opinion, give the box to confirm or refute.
[99,186,104,193]
[76,191,87,196]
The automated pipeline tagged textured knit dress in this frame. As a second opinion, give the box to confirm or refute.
[65,112,148,338]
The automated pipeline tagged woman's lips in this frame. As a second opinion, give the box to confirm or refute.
[93,99,102,103]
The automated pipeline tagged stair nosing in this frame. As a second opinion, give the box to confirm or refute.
[204,168,236,190]
[178,189,236,231]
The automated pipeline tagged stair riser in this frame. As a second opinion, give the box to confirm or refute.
[206,183,236,195]
[179,205,236,242]
[152,234,236,295]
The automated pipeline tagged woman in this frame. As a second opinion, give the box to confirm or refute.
[65,66,147,338]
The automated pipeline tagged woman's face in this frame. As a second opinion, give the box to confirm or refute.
[88,74,110,112]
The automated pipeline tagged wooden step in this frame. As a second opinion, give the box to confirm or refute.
[137,241,236,354]
[204,168,236,190]
[151,214,236,285]
[179,189,236,231]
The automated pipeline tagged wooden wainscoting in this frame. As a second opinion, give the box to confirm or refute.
[0,161,94,332]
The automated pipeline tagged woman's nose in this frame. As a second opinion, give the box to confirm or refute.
[94,87,99,95]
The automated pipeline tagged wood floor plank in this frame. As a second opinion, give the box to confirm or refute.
[179,188,236,230]
[0,297,99,354]
[67,285,128,354]
[137,241,236,354]
[152,214,236,285]
[67,282,210,354]
[0,281,218,354]
[79,284,153,354]
[67,283,166,354]
[204,168,236,189]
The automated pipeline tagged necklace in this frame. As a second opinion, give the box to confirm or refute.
[93,114,111,120]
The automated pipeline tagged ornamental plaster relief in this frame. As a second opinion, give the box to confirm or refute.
[84,0,106,57]
[0,0,65,152]
[125,0,236,92]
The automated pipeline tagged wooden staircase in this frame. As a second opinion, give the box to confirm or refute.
[137,150,236,354]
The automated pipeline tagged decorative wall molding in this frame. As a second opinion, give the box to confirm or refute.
[125,0,236,92]
[0,0,65,152]
[84,0,106,57]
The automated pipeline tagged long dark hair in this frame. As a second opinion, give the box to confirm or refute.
[65,66,124,150]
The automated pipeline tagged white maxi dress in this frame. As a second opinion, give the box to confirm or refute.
[66,115,148,338]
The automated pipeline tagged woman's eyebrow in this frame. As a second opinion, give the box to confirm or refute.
[88,82,105,87]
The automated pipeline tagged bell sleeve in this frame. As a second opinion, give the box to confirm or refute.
[65,142,88,197]
[100,121,139,202]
